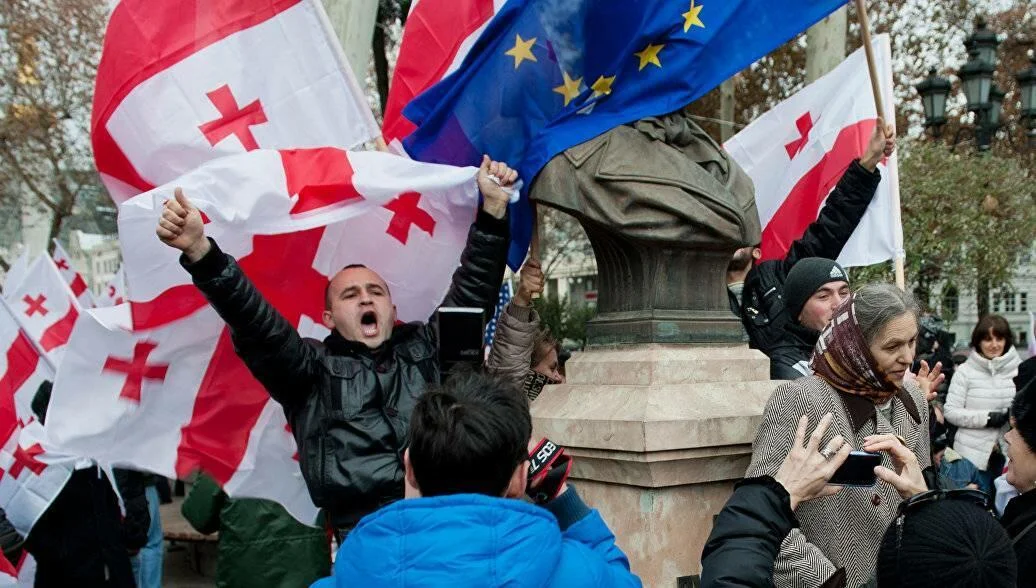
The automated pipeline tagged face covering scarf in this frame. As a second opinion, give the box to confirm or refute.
[810,295,900,404]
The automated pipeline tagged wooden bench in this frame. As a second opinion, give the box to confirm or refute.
[160,498,217,574]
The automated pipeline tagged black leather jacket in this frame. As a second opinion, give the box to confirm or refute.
[184,210,509,527]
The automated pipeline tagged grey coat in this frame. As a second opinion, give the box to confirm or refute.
[746,376,930,588]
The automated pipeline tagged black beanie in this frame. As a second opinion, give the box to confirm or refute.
[876,500,1016,588]
[783,257,849,323]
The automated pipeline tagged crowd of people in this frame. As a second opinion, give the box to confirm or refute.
[6,135,1034,588]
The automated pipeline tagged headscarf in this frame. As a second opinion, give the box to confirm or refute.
[810,295,901,404]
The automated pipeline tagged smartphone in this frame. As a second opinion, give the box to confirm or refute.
[436,307,485,379]
[829,451,881,487]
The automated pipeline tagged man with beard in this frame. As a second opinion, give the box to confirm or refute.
[157,156,516,537]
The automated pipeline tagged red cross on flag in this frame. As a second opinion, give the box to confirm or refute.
[2,257,81,367]
[96,267,126,308]
[49,242,96,309]
[0,297,75,538]
[45,147,483,524]
[92,0,379,204]
[724,34,902,267]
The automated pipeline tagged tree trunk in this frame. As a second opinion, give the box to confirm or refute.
[976,275,990,319]
[805,7,847,82]
[46,209,67,255]
[372,20,390,114]
[0,256,9,273]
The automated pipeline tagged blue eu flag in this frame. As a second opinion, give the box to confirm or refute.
[403,0,849,268]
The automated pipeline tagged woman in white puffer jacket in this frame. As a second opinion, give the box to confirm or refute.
[945,314,1021,494]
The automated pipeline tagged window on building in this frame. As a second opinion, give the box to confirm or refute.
[1005,293,1016,313]
[547,278,558,297]
[1022,293,1029,312]
[1020,332,1027,347]
[992,292,1001,313]
[941,285,959,321]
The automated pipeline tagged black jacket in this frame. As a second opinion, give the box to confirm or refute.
[1001,489,1036,581]
[24,467,136,588]
[702,477,796,588]
[701,477,845,588]
[768,323,820,380]
[185,210,509,528]
[739,161,880,356]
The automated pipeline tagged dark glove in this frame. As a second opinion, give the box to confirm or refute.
[526,438,572,505]
[986,410,1009,428]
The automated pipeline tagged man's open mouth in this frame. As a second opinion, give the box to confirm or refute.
[360,311,378,337]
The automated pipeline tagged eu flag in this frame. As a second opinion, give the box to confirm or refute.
[403,0,849,268]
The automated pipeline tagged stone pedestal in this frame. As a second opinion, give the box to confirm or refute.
[531,344,775,587]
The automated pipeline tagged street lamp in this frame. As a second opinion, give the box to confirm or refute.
[915,16,1031,151]
[916,68,951,137]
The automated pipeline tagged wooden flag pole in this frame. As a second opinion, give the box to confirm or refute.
[854,0,906,290]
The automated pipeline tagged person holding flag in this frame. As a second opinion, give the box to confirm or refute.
[155,156,517,538]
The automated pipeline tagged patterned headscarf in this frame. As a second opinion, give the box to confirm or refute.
[810,295,901,404]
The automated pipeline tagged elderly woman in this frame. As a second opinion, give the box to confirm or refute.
[486,258,566,401]
[746,283,934,588]
[944,314,1021,494]
[1002,359,1036,578]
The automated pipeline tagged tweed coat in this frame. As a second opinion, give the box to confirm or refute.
[746,375,930,588]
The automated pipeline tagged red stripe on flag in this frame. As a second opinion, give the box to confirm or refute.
[70,274,88,297]
[174,229,327,484]
[759,119,877,262]
[0,332,42,441]
[130,285,209,331]
[381,0,496,142]
[281,148,364,216]
[39,305,79,352]
[91,0,303,201]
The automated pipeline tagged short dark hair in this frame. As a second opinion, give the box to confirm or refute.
[969,314,1014,353]
[407,370,531,497]
[324,264,369,310]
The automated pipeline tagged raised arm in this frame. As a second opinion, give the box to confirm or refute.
[158,189,319,409]
[436,156,514,318]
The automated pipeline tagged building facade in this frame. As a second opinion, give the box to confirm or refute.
[68,230,122,297]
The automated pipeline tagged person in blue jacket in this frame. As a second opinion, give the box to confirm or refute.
[312,370,641,588]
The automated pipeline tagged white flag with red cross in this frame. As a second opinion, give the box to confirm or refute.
[92,0,379,204]
[724,34,902,267]
[97,267,126,308]
[49,242,96,310]
[46,147,485,524]
[2,249,30,295]
[2,257,81,367]
[0,297,76,538]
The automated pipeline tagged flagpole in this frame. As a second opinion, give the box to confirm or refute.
[854,0,905,290]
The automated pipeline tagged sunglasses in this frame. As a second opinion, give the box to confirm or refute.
[893,489,992,582]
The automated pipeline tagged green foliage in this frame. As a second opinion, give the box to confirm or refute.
[531,294,597,349]
[896,141,1035,307]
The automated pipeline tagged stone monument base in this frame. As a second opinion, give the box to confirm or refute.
[531,344,776,587]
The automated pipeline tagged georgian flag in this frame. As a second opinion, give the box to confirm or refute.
[381,0,506,143]
[0,297,76,538]
[2,257,81,366]
[724,34,902,267]
[49,242,95,309]
[2,250,29,295]
[97,267,126,308]
[92,0,379,204]
[46,148,486,524]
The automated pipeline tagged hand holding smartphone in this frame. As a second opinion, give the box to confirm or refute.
[828,451,881,487]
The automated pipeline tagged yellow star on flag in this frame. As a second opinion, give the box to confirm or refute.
[553,71,583,106]
[505,34,538,69]
[682,0,705,32]
[634,43,665,70]
[591,75,616,97]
